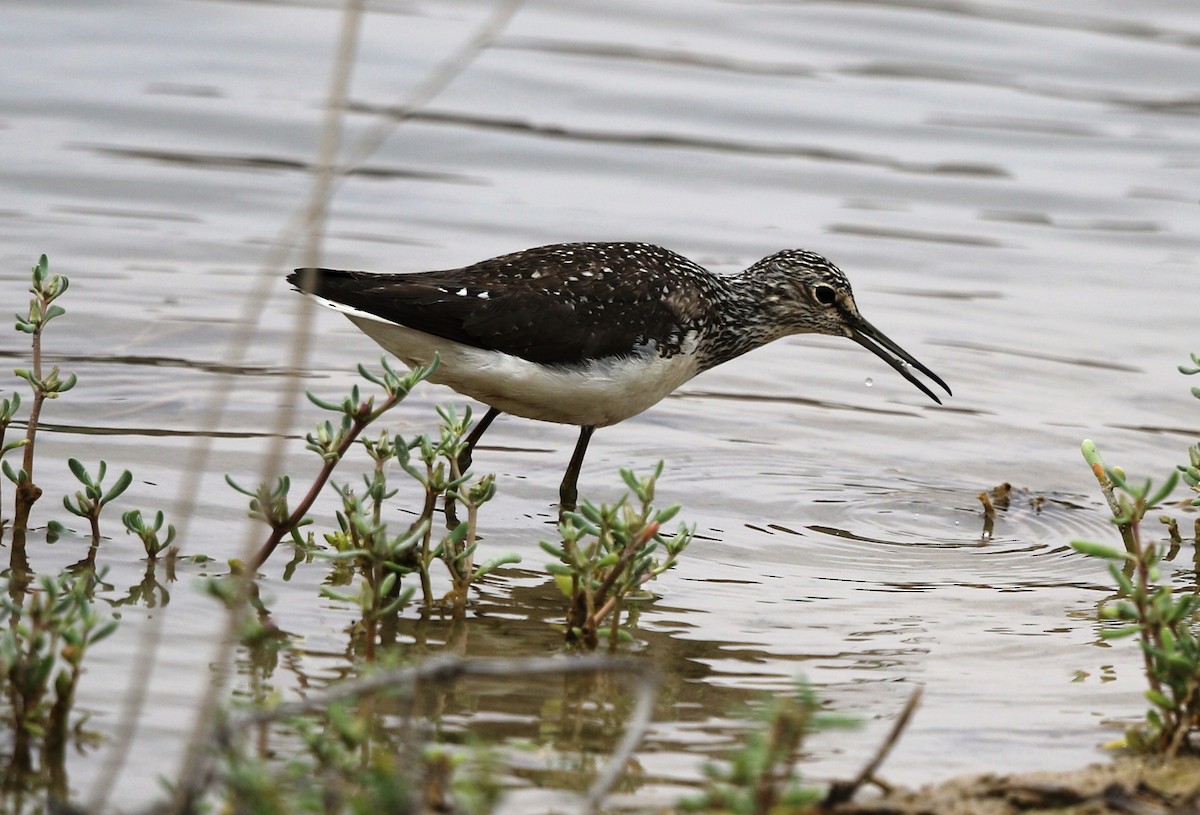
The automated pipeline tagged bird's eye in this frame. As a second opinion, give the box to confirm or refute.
[813,285,837,306]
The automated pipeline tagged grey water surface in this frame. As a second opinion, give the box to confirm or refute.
[2,0,1198,810]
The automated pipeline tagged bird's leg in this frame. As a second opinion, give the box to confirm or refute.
[446,406,501,527]
[559,426,596,517]
[457,406,500,476]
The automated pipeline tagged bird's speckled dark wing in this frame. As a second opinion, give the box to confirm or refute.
[290,242,713,366]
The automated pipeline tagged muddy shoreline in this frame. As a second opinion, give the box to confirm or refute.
[830,757,1200,815]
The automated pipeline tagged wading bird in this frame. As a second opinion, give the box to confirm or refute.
[291,242,950,515]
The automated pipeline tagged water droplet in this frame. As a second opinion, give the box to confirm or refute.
[864,377,873,388]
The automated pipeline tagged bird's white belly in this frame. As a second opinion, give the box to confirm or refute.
[346,315,699,427]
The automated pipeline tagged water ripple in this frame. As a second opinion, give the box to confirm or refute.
[352,106,1009,178]
[797,481,1123,591]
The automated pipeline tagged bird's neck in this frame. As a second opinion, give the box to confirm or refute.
[695,268,791,372]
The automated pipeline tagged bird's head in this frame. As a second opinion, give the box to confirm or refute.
[748,249,952,404]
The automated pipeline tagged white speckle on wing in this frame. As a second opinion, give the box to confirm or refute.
[477,291,490,299]
[304,294,392,323]
[530,271,542,279]
[456,287,468,296]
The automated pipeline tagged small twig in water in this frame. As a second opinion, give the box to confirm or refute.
[824,687,923,807]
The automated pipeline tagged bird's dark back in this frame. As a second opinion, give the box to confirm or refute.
[290,242,720,366]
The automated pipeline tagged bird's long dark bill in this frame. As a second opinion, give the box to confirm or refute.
[847,315,951,404]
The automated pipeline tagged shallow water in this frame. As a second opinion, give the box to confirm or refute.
[2,0,1199,810]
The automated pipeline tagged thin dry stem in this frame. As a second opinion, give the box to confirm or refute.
[161,3,367,811]
[89,1,526,809]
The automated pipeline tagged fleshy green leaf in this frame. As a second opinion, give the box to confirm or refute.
[68,458,90,485]
[103,469,134,504]
[1070,540,1130,561]
[1145,689,1174,710]
[473,552,521,579]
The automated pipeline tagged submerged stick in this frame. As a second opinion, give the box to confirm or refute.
[824,687,922,807]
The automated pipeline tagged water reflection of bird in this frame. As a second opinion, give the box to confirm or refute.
[290,242,950,514]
